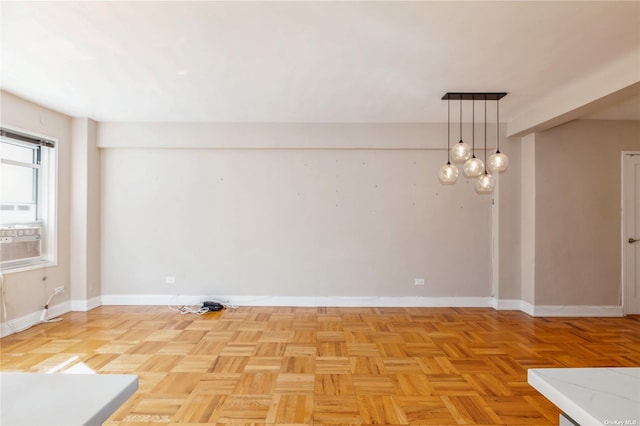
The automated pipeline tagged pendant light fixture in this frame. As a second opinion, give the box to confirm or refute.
[463,97,484,178]
[439,92,507,192]
[475,97,496,193]
[488,99,509,173]
[450,98,471,163]
[438,97,459,184]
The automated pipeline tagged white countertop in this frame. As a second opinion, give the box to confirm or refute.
[0,372,138,426]
[528,368,640,426]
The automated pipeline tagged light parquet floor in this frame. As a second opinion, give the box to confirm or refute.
[1,306,639,425]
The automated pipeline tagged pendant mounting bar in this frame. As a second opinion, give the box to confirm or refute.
[442,92,507,101]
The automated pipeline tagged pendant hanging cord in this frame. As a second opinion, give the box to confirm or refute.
[471,97,475,155]
[447,98,451,163]
[496,99,500,152]
[484,96,487,165]
[459,97,463,142]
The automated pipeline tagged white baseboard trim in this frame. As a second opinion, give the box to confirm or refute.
[529,304,623,317]
[520,300,535,316]
[2,295,614,325]
[101,294,496,308]
[98,294,624,316]
[243,296,495,308]
[0,300,71,338]
[491,298,523,311]
[70,296,102,312]
[493,300,622,317]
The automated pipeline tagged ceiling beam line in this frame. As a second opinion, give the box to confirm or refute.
[507,48,640,138]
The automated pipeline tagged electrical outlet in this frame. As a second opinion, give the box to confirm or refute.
[54,286,65,295]
[414,278,425,286]
[165,276,176,284]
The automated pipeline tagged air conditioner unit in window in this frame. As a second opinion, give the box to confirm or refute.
[0,226,41,263]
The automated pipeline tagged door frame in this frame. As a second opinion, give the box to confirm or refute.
[621,151,640,315]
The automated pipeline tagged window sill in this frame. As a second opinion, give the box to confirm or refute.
[0,260,57,275]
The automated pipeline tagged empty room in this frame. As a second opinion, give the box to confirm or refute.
[1,1,639,425]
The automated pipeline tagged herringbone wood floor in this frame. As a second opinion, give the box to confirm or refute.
[1,306,639,425]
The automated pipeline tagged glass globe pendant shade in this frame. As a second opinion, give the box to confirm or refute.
[450,141,472,163]
[463,156,484,178]
[475,172,496,193]
[488,151,509,173]
[438,163,459,184]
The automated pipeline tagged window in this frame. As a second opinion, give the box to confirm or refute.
[0,127,56,270]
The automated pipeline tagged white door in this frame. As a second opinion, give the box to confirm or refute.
[622,153,640,315]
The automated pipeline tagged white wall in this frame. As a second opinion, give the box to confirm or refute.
[100,123,497,301]
[70,118,101,310]
[497,138,521,300]
[1,89,635,323]
[520,134,536,305]
[535,120,640,306]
